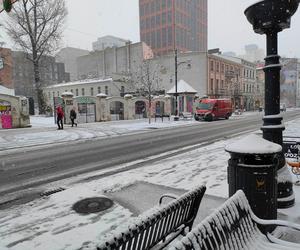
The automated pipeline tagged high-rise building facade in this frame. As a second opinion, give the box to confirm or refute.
[139,0,207,56]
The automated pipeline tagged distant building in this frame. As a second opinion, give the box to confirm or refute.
[240,44,265,63]
[77,41,154,81]
[280,58,300,107]
[12,51,69,102]
[0,48,13,90]
[56,47,90,81]
[139,0,208,56]
[92,35,128,51]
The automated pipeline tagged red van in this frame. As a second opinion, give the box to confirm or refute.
[194,98,233,121]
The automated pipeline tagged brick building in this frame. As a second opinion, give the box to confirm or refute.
[139,0,207,56]
[0,48,13,90]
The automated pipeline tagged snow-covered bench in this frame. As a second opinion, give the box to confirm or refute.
[97,185,206,250]
[171,190,300,250]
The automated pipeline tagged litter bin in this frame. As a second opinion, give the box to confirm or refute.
[225,134,282,225]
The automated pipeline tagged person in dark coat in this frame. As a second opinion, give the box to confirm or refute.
[70,108,77,127]
[56,106,64,130]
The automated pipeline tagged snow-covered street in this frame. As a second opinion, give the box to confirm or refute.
[0,112,300,250]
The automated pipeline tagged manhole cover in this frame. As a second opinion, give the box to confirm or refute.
[73,197,113,214]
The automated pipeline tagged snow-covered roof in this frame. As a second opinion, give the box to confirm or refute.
[0,85,15,96]
[225,134,282,154]
[61,91,74,96]
[45,78,113,89]
[167,80,197,94]
[96,93,108,98]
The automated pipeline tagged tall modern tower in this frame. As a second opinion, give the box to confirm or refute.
[139,0,207,56]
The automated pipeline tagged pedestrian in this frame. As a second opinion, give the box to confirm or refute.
[70,107,77,127]
[56,105,64,130]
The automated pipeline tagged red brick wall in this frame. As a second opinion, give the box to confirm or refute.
[0,48,13,89]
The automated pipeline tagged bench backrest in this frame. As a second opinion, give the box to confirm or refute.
[97,185,206,250]
[171,190,259,250]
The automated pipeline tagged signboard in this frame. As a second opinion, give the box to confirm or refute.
[65,100,73,105]
[0,57,3,70]
[283,140,300,159]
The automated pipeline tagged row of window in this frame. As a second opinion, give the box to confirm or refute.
[48,85,126,99]
[210,60,257,80]
[209,78,260,94]
[140,0,172,16]
[140,11,172,30]
[140,0,205,18]
[48,86,110,99]
[210,61,240,76]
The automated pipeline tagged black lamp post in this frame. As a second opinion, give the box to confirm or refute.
[245,0,299,208]
[174,48,179,121]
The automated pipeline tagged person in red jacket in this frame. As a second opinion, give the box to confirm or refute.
[56,106,64,130]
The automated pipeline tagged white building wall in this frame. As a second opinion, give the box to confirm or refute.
[149,52,208,96]
[43,79,128,107]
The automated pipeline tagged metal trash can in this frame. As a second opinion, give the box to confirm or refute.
[225,134,282,223]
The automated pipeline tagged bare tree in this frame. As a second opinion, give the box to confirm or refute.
[5,0,67,113]
[133,60,163,124]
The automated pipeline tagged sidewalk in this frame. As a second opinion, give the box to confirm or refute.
[0,113,299,250]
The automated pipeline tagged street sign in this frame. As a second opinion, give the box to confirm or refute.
[283,140,300,159]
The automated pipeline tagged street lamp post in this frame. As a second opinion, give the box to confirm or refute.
[174,48,179,120]
[245,0,299,208]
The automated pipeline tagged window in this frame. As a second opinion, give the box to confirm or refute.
[81,88,85,96]
[91,87,94,96]
[162,12,166,25]
[98,86,101,94]
[105,86,108,95]
[210,61,214,71]
[221,64,224,73]
[76,89,78,96]
[210,79,214,93]
[57,91,59,96]
[53,91,55,97]
[216,62,219,72]
[121,86,125,96]
[70,89,73,93]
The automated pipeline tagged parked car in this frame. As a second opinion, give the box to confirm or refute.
[280,103,286,112]
[194,98,233,121]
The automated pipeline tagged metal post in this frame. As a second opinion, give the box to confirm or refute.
[244,0,299,209]
[262,32,283,145]
[174,48,178,119]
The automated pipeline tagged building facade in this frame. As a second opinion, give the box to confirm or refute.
[280,58,299,107]
[77,42,154,81]
[207,53,261,110]
[139,0,207,56]
[149,51,207,97]
[92,36,129,51]
[12,51,69,102]
[0,48,13,90]
[56,47,90,81]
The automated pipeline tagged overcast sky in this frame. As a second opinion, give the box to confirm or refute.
[2,0,300,57]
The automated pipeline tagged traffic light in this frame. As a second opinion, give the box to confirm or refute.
[3,0,13,12]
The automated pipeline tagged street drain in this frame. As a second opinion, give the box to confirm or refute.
[40,187,65,197]
[73,197,113,214]
[147,127,159,129]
